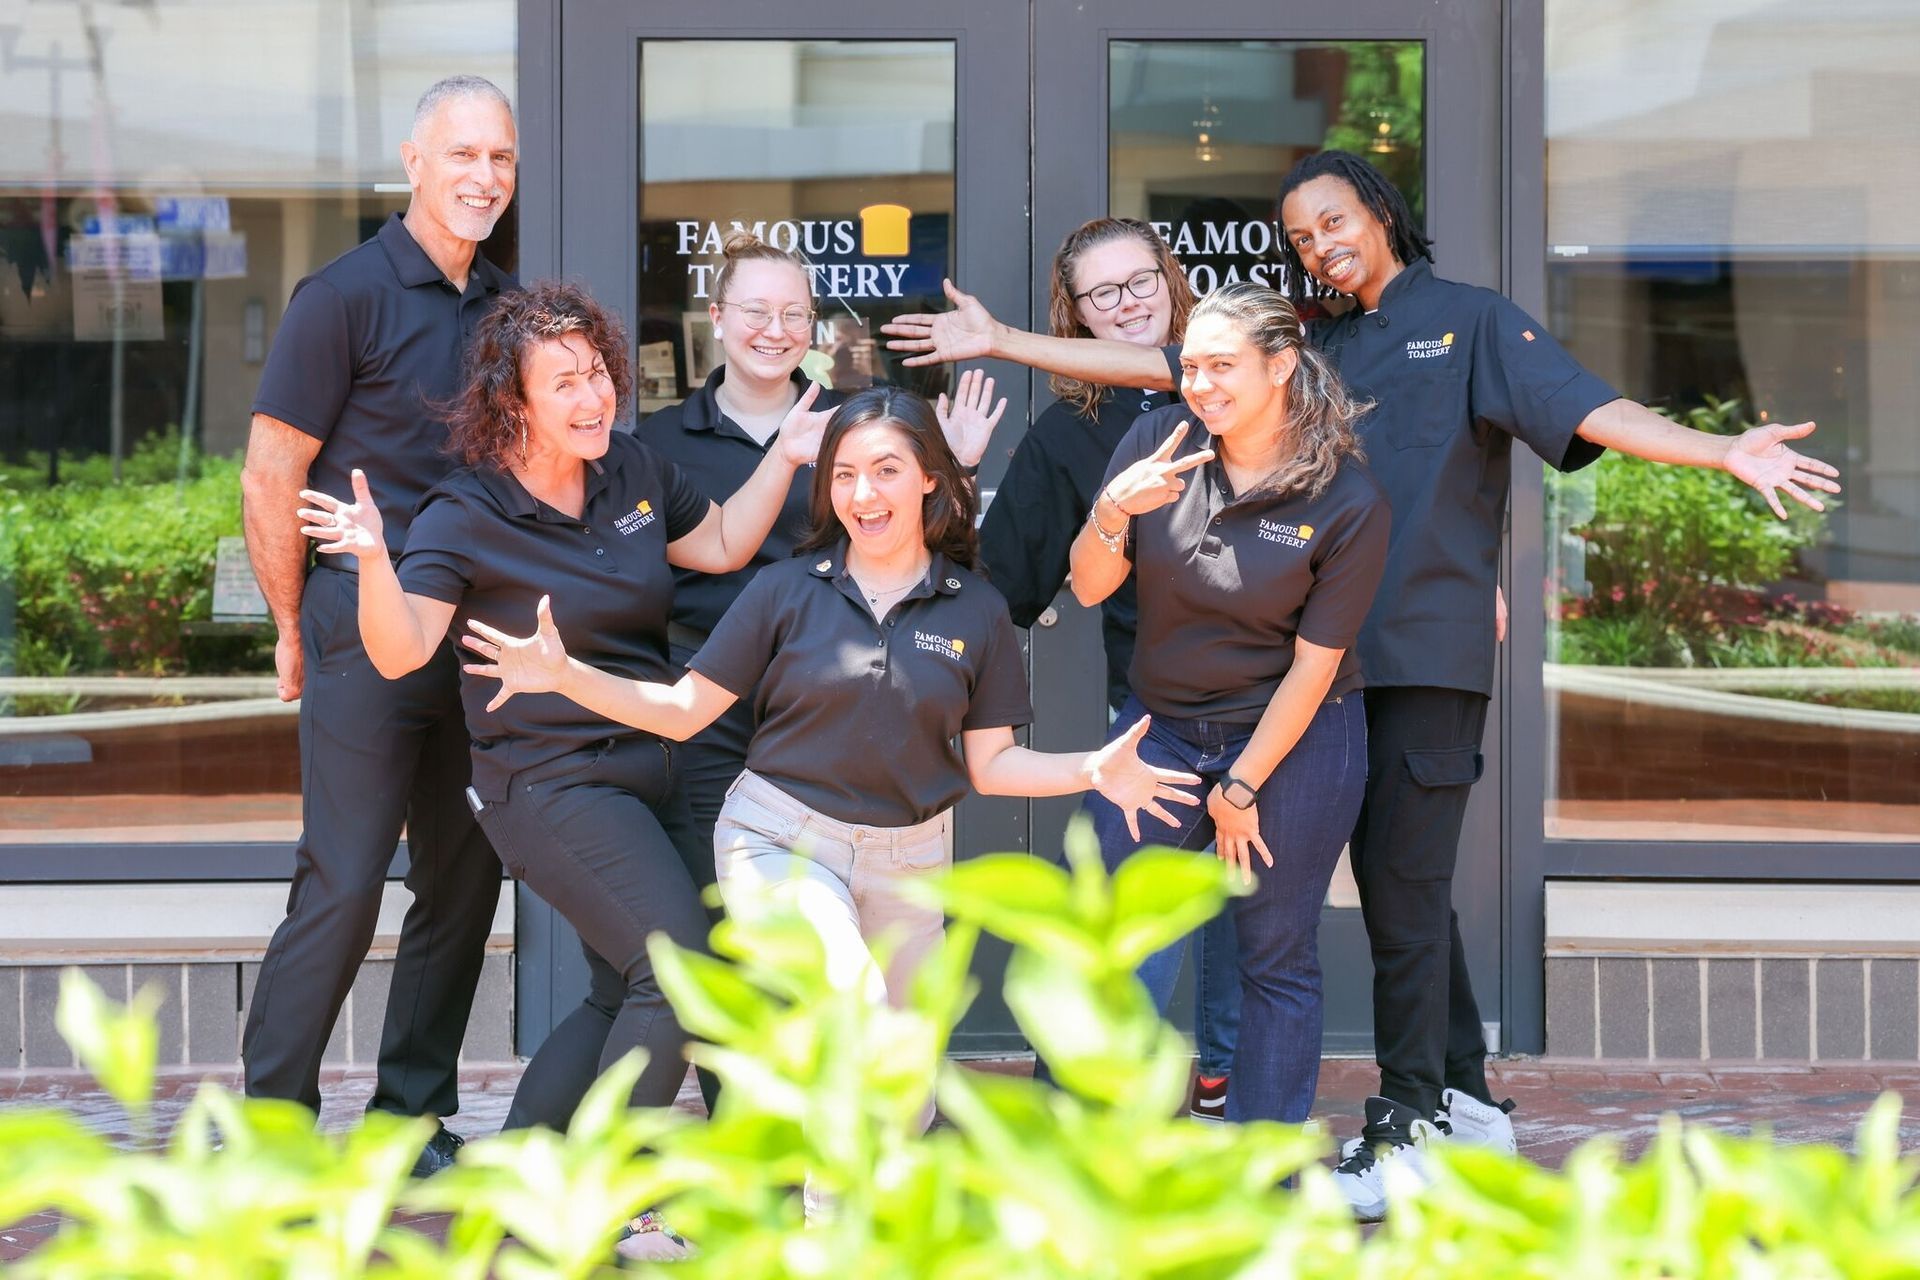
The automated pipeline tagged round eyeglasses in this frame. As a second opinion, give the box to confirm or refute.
[719,302,816,331]
[1073,267,1164,312]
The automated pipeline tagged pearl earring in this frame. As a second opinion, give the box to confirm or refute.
[712,325,723,340]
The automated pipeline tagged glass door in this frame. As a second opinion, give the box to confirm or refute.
[1029,0,1506,1054]
[538,0,1031,1051]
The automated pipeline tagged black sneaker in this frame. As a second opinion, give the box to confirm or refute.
[1189,1073,1229,1122]
[409,1123,465,1178]
[1330,1096,1440,1222]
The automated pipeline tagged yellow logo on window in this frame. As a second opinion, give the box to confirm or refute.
[858,203,912,257]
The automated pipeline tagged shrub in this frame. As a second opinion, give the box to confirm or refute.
[0,438,243,675]
[5,822,1920,1278]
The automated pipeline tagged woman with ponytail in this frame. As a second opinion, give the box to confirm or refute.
[1068,282,1389,1126]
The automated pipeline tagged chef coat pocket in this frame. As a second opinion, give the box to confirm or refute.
[1381,366,1466,450]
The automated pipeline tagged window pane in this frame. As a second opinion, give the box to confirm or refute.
[0,2,516,847]
[1543,1,1920,843]
[1108,40,1424,299]
[636,40,955,410]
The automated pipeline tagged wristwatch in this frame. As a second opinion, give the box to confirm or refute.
[1220,775,1257,809]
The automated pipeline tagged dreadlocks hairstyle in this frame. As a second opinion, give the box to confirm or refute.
[1046,218,1195,417]
[444,280,633,472]
[795,386,981,571]
[1275,149,1433,309]
[1188,282,1369,502]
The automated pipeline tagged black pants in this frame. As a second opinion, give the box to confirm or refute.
[670,638,755,848]
[243,565,503,1116]
[473,735,715,1130]
[1348,686,1494,1121]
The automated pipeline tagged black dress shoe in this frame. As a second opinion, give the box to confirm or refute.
[409,1124,465,1178]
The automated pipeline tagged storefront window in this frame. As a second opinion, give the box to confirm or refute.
[635,40,956,410]
[1543,1,1920,842]
[0,1,515,846]
[1108,39,1423,299]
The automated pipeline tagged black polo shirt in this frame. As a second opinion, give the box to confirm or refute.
[642,368,844,637]
[1156,259,1615,696]
[396,432,711,800]
[979,388,1173,711]
[688,546,1033,827]
[1101,405,1390,722]
[251,214,516,552]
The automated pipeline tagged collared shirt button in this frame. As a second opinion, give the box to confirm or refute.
[594,547,606,556]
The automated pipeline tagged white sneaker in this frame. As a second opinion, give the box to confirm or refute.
[1438,1088,1517,1156]
[1330,1096,1442,1223]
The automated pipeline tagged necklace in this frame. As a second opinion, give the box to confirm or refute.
[852,561,929,606]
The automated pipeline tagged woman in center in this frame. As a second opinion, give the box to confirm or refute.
[1068,282,1390,1123]
[464,385,1202,1031]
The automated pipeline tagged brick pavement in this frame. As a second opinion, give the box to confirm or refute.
[6,1057,1918,1263]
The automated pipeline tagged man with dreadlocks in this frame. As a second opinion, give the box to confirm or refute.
[880,150,1840,1220]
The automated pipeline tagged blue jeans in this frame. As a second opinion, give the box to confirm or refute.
[1086,693,1367,1123]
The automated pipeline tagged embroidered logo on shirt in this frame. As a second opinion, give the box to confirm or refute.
[914,630,966,661]
[614,499,657,535]
[1405,332,1455,360]
[1257,518,1314,549]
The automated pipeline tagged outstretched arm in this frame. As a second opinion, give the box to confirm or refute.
[882,278,1176,390]
[460,596,737,740]
[242,414,323,700]
[963,716,1201,842]
[1574,400,1841,519]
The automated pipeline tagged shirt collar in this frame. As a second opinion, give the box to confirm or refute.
[807,540,967,596]
[475,454,610,521]
[1367,257,1433,326]
[682,366,820,441]
[377,212,504,298]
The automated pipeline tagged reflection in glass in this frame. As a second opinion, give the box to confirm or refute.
[0,1,516,845]
[1108,40,1423,299]
[1543,1,1920,843]
[636,40,956,411]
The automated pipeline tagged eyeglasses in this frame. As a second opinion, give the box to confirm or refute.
[719,302,816,331]
[1073,267,1164,312]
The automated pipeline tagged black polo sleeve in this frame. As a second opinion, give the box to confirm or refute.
[250,276,353,442]
[959,601,1033,731]
[1469,297,1616,474]
[979,416,1079,628]
[396,490,477,607]
[1295,475,1391,653]
[661,450,716,541]
[1161,343,1182,389]
[686,569,778,698]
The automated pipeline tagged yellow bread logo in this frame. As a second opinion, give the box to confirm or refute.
[1298,524,1314,540]
[637,500,652,515]
[1442,332,1454,346]
[858,203,912,256]
[951,638,965,655]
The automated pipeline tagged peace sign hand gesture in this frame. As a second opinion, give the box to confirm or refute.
[1724,421,1842,520]
[1102,422,1215,517]
[461,595,572,713]
[935,368,1008,469]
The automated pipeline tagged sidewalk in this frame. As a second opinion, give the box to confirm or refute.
[6,1057,1918,1262]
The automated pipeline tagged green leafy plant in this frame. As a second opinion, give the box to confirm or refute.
[0,439,244,676]
[6,820,1920,1278]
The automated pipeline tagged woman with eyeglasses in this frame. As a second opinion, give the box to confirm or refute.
[648,230,1008,848]
[978,218,1241,1120]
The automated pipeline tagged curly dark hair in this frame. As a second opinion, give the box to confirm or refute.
[444,280,633,471]
[794,386,980,570]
